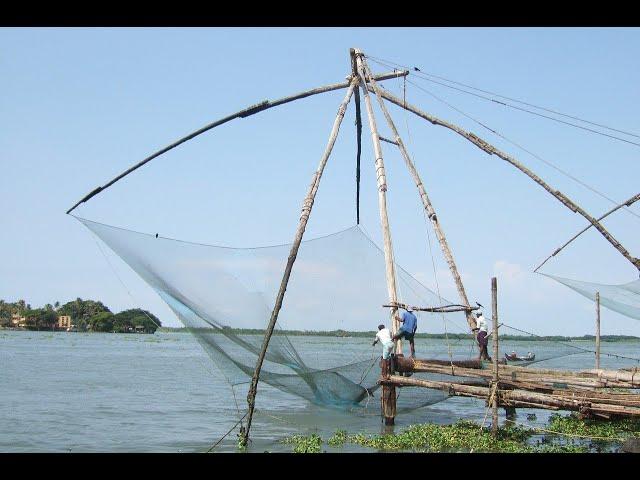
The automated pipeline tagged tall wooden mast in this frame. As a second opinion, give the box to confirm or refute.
[364,63,476,330]
[353,48,402,351]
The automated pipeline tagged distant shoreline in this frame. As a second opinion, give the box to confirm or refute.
[155,327,640,342]
[3,326,637,342]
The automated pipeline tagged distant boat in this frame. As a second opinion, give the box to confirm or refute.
[505,352,535,362]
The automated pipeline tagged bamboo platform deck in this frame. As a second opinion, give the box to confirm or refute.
[379,357,640,422]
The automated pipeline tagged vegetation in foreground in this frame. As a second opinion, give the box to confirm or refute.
[281,415,640,453]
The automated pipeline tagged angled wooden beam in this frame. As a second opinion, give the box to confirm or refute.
[239,77,359,448]
[365,64,476,331]
[372,87,640,272]
[353,49,402,354]
[534,192,640,272]
[66,70,407,215]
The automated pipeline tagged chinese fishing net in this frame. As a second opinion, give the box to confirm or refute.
[77,216,484,413]
[543,273,640,322]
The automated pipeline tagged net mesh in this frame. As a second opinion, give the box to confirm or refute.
[543,273,640,321]
[77,216,483,411]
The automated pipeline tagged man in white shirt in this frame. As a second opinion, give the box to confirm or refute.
[472,310,492,362]
[373,324,394,360]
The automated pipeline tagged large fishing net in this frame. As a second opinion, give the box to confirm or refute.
[77,216,485,412]
[543,273,640,322]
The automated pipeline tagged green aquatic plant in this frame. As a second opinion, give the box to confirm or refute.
[281,434,323,453]
[344,420,538,453]
[327,429,348,447]
[286,420,589,453]
[547,413,640,440]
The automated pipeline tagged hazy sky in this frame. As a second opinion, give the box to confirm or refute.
[2,27,639,335]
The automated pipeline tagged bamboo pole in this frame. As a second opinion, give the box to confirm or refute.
[491,277,499,436]
[365,69,475,331]
[353,49,402,353]
[393,358,640,389]
[370,87,640,272]
[66,70,407,215]
[534,192,640,272]
[355,48,400,427]
[596,292,601,370]
[239,78,359,447]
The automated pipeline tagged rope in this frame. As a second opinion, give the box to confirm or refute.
[479,381,498,429]
[205,412,248,452]
[398,78,456,368]
[407,78,640,221]
[367,55,640,139]
[423,207,455,369]
[88,230,162,330]
[81,206,251,432]
[501,322,640,362]
[367,56,640,223]
[366,55,640,147]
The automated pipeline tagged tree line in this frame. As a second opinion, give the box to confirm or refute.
[0,298,161,333]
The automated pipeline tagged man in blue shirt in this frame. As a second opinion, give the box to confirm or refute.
[392,308,418,358]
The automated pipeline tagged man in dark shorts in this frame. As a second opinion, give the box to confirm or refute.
[473,310,492,362]
[392,308,418,358]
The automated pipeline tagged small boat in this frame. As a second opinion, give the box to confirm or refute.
[505,352,535,362]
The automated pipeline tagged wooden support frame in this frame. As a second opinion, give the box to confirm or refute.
[353,49,402,354]
[372,87,640,272]
[365,67,476,331]
[239,78,360,447]
[66,70,407,215]
[534,192,640,272]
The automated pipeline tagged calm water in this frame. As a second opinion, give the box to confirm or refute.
[1,330,638,452]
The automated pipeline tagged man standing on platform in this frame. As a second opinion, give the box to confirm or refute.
[373,324,394,361]
[473,310,492,362]
[391,308,418,358]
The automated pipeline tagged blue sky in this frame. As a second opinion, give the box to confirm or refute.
[2,27,639,335]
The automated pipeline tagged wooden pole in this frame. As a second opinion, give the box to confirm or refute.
[365,68,476,331]
[534,192,640,272]
[354,48,400,427]
[596,291,601,370]
[491,277,499,436]
[371,87,640,272]
[66,70,407,215]
[353,49,401,353]
[351,52,363,225]
[239,78,359,447]
[394,357,640,388]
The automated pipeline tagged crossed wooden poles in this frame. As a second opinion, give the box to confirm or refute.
[66,48,639,448]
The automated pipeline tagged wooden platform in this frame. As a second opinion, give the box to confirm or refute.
[380,357,640,420]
